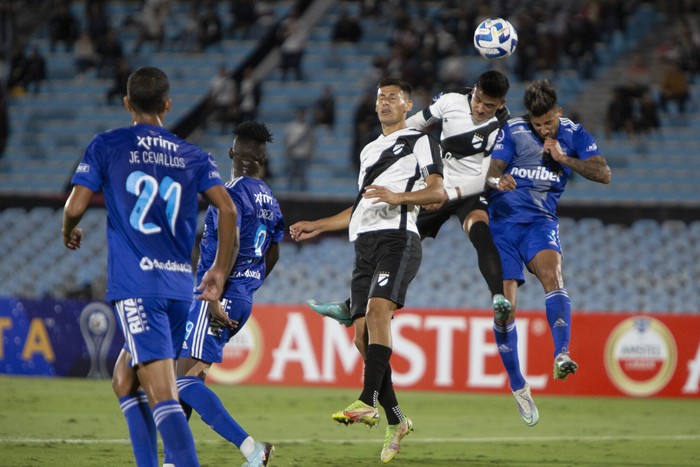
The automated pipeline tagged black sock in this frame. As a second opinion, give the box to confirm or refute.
[469,221,504,296]
[378,366,404,425]
[359,344,392,408]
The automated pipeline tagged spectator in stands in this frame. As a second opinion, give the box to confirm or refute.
[634,88,660,136]
[278,8,307,81]
[85,1,110,46]
[198,2,224,51]
[48,2,79,53]
[106,57,131,106]
[23,46,46,94]
[0,2,17,61]
[313,85,335,128]
[96,29,124,79]
[229,0,258,39]
[332,9,362,43]
[207,65,238,134]
[178,7,202,53]
[7,46,28,94]
[74,31,98,82]
[0,79,8,161]
[237,66,262,123]
[132,0,168,54]
[659,59,690,114]
[604,86,634,139]
[352,87,381,170]
[284,107,315,191]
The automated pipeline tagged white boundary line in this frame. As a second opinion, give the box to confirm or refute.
[2,434,699,445]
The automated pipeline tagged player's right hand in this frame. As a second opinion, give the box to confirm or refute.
[499,174,517,192]
[289,221,320,242]
[208,299,236,329]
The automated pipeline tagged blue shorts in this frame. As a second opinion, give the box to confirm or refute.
[180,297,252,364]
[490,219,562,285]
[114,297,191,366]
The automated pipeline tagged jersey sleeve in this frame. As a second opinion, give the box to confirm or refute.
[414,133,443,178]
[572,125,601,160]
[406,93,448,130]
[491,124,515,165]
[71,135,107,192]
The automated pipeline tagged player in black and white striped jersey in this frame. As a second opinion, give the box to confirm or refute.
[309,71,513,329]
[290,78,443,463]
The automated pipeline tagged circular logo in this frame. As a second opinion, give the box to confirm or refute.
[208,316,263,384]
[604,317,677,397]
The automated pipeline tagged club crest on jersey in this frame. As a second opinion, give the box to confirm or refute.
[377,272,390,287]
[392,143,405,155]
[471,133,484,148]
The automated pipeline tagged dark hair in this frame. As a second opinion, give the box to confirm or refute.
[476,70,509,99]
[127,67,169,114]
[234,120,273,144]
[524,79,558,117]
[377,78,412,97]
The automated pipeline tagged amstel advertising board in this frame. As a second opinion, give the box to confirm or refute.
[1,298,699,398]
[208,305,700,398]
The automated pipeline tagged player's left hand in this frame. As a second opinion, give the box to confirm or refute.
[363,185,400,205]
[63,227,83,250]
[208,300,237,329]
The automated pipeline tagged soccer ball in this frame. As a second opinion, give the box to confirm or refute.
[473,17,518,60]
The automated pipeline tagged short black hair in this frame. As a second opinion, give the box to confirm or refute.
[377,78,413,97]
[234,121,273,144]
[524,79,558,117]
[476,70,509,99]
[127,67,169,114]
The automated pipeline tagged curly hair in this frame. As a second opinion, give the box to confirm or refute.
[234,121,273,144]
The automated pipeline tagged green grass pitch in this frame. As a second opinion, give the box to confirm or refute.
[1,376,698,466]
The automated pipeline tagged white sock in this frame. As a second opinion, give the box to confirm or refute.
[240,436,256,459]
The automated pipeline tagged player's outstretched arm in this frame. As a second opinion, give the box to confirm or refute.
[364,173,444,206]
[62,185,94,250]
[290,206,352,242]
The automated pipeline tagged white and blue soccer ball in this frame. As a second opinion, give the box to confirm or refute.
[473,17,518,60]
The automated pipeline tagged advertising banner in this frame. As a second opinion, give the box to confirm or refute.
[0,297,123,377]
[1,299,699,398]
[208,305,700,398]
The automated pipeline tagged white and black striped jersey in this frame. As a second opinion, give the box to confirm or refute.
[349,127,443,241]
[406,88,508,197]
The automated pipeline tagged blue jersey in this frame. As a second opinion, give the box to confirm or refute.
[488,117,600,223]
[196,176,284,302]
[71,123,224,301]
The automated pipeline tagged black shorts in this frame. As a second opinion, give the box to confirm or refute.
[350,230,422,319]
[417,193,488,239]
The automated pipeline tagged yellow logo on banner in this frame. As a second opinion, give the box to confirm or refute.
[604,317,677,397]
[208,316,263,384]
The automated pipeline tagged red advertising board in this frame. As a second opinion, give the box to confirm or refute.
[208,305,700,398]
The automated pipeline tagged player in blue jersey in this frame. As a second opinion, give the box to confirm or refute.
[485,79,611,424]
[165,121,283,467]
[62,67,238,467]
[290,78,444,463]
